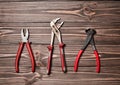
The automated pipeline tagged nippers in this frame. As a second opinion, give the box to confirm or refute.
[74,29,100,73]
[47,18,66,75]
[15,29,35,73]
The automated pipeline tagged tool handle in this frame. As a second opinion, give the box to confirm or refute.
[59,43,66,73]
[94,50,100,73]
[47,45,54,75]
[74,50,84,72]
[15,42,24,73]
[26,42,35,72]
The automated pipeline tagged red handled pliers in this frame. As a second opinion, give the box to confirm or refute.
[74,29,100,73]
[15,29,35,73]
[47,18,66,75]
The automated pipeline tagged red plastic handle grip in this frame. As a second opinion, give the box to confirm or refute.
[59,43,66,72]
[74,50,84,72]
[94,50,100,73]
[15,42,24,73]
[26,42,35,72]
[47,45,53,75]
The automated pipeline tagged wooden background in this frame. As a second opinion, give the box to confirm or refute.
[0,0,120,85]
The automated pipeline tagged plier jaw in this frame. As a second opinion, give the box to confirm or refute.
[50,18,64,46]
[50,18,64,28]
[21,29,29,42]
[50,18,60,26]
[86,28,96,36]
[74,29,100,73]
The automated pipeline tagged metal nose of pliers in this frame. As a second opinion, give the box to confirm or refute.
[50,18,64,29]
[21,29,29,42]
[85,28,96,35]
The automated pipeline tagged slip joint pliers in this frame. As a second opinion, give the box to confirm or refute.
[47,18,66,75]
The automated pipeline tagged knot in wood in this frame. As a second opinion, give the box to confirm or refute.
[83,7,96,17]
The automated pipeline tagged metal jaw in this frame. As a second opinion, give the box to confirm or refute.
[21,29,29,42]
[50,18,64,28]
[81,29,96,50]
[50,18,64,45]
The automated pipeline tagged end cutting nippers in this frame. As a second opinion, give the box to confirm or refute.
[74,29,100,73]
[47,18,66,75]
[15,29,35,73]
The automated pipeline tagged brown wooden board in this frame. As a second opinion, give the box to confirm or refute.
[0,1,120,85]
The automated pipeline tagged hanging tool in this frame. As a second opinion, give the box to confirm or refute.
[74,29,100,73]
[15,29,35,73]
[47,18,66,75]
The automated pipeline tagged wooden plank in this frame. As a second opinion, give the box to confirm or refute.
[0,35,120,45]
[1,66,120,74]
[0,66,120,85]
[0,22,119,27]
[0,77,119,85]
[0,27,120,36]
[0,44,120,53]
[0,55,120,68]
[0,1,119,22]
[0,45,120,67]
[0,1,120,85]
[31,80,120,85]
[0,28,120,45]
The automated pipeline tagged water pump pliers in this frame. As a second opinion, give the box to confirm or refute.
[15,29,35,73]
[47,18,66,75]
[74,29,100,73]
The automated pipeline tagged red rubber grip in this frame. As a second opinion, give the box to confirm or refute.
[15,42,24,73]
[74,50,83,72]
[94,50,100,73]
[47,45,53,75]
[59,43,66,72]
[26,42,35,72]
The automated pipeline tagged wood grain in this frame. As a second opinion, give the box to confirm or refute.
[0,1,120,85]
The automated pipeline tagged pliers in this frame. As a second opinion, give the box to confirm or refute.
[74,29,100,73]
[15,29,35,73]
[47,18,66,75]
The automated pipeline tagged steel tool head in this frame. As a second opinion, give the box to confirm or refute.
[21,29,29,42]
[81,28,96,50]
[50,18,64,29]
[85,29,97,50]
[85,28,96,35]
[50,18,64,45]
